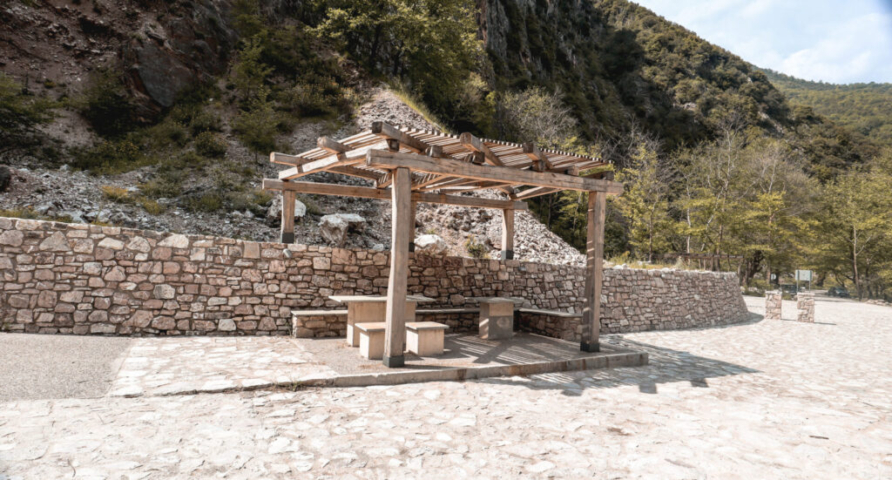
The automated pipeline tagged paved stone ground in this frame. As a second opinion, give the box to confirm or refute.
[109,337,336,397]
[2,296,891,479]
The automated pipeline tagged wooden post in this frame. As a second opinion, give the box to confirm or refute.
[408,200,417,252]
[281,189,296,244]
[501,208,514,260]
[581,192,606,352]
[383,167,412,367]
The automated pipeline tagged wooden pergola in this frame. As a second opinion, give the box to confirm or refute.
[262,122,624,367]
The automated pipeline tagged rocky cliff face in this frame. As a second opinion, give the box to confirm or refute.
[1,0,235,117]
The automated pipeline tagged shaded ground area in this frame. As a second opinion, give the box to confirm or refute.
[0,334,131,401]
[298,332,641,375]
[2,296,891,478]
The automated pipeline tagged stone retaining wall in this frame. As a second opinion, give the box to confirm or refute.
[0,218,749,337]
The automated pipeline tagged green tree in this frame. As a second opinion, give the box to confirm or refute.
[309,0,482,113]
[614,144,675,261]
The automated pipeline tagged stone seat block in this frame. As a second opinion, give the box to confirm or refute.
[357,322,387,360]
[406,321,448,356]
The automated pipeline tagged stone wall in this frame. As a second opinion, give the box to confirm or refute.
[0,218,749,337]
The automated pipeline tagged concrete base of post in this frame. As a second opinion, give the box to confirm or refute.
[580,341,600,353]
[383,355,405,368]
[280,232,295,244]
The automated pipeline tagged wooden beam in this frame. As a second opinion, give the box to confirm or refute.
[278,155,364,180]
[516,186,560,200]
[522,142,552,171]
[366,150,624,194]
[580,191,606,352]
[459,132,504,166]
[262,179,528,210]
[329,166,385,183]
[281,190,296,244]
[318,136,349,154]
[383,167,411,368]
[371,121,430,153]
[501,208,514,260]
[270,152,311,167]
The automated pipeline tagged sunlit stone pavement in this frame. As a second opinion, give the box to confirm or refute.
[2,296,891,479]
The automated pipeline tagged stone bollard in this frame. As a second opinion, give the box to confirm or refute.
[796,292,815,323]
[765,291,782,320]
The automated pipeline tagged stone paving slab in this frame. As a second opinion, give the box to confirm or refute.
[2,296,891,478]
[109,337,337,397]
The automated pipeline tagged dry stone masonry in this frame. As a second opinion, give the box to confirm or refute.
[0,218,749,338]
[796,292,815,323]
[765,291,783,320]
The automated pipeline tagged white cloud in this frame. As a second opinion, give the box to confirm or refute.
[777,13,892,83]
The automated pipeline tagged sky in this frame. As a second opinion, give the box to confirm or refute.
[631,0,892,84]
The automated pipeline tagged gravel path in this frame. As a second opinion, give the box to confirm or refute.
[0,334,131,402]
[1,296,890,478]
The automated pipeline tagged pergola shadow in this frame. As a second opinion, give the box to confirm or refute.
[478,336,761,397]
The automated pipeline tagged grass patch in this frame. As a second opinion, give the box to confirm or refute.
[388,83,450,133]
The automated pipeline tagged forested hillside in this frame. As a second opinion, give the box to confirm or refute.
[1,0,890,299]
[763,69,892,148]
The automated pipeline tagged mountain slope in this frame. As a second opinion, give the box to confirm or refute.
[762,69,892,148]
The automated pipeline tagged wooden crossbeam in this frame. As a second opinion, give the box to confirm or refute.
[366,150,624,194]
[371,122,430,153]
[262,179,528,210]
[376,171,394,189]
[459,132,504,167]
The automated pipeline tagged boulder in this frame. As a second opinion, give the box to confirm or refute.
[319,214,365,246]
[415,234,448,257]
[266,196,307,225]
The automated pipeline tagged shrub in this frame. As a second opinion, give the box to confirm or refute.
[234,100,280,153]
[188,192,223,213]
[73,139,153,174]
[194,131,228,157]
[101,185,131,203]
[139,198,166,215]
[464,236,489,259]
[0,73,55,151]
[76,69,138,138]
[189,109,222,135]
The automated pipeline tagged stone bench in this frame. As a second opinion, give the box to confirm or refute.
[356,322,387,360]
[517,308,582,318]
[406,322,449,356]
[291,310,348,338]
